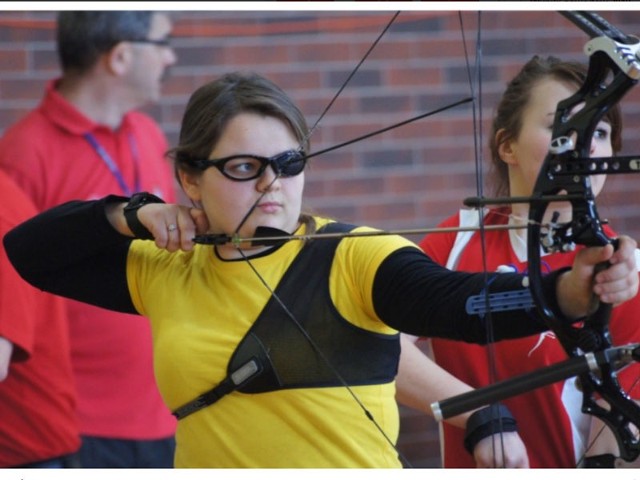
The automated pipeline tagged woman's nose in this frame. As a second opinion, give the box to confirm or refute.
[255,163,281,192]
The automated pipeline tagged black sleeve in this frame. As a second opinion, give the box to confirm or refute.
[3,196,138,314]
[372,247,569,344]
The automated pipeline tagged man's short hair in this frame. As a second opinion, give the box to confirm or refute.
[56,11,154,73]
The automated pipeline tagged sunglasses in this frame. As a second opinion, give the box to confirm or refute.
[190,149,308,181]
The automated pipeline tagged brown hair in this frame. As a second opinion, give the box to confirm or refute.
[488,55,622,197]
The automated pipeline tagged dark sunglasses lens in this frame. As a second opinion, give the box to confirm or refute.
[273,150,306,176]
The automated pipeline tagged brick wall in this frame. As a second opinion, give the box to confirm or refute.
[1,8,639,468]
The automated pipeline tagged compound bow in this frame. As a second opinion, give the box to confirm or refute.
[434,11,640,464]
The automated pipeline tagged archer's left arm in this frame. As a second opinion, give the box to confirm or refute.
[372,237,639,343]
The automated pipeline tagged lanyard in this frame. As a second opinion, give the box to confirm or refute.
[84,132,141,196]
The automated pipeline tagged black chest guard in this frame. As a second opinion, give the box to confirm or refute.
[172,222,400,420]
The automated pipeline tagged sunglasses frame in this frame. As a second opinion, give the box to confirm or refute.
[190,149,307,182]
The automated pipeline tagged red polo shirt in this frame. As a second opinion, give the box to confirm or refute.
[0,79,177,439]
[0,170,80,466]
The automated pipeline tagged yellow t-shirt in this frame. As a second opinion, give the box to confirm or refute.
[127,217,418,467]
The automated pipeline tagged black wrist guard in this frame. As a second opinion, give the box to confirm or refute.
[123,192,165,240]
[582,453,617,468]
[463,403,518,454]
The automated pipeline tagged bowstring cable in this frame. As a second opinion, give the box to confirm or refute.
[459,10,508,467]
[232,11,403,237]
[302,11,400,146]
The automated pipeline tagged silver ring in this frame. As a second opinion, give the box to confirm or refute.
[167,224,177,232]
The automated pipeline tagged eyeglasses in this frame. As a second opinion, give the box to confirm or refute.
[190,149,307,181]
[126,37,172,47]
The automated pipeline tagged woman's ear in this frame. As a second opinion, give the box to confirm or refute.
[496,129,518,166]
[178,170,202,203]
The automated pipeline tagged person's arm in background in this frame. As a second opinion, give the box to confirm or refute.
[396,334,529,468]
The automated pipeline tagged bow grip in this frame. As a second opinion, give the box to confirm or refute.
[580,237,619,351]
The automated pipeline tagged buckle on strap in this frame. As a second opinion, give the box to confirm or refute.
[172,358,262,420]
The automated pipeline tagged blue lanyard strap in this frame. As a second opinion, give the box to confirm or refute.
[84,132,141,196]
